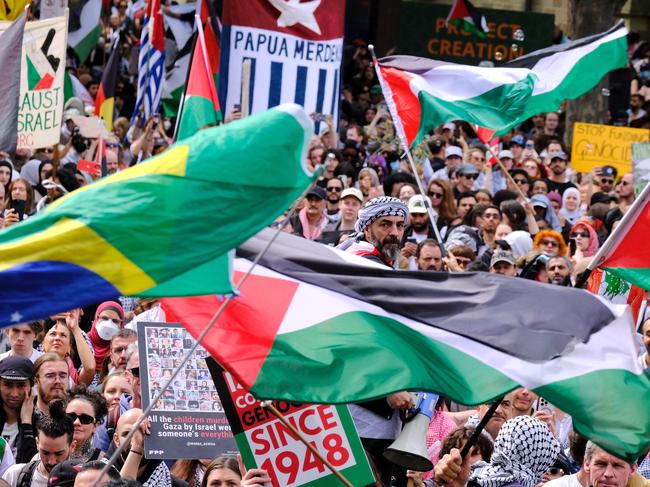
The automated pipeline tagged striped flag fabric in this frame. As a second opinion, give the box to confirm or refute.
[0,104,313,329]
[220,0,343,129]
[94,43,121,131]
[0,11,26,153]
[64,71,94,109]
[163,229,650,463]
[446,0,488,39]
[132,0,166,121]
[67,0,102,62]
[377,22,628,147]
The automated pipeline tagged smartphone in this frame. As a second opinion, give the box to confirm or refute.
[407,237,417,244]
[569,238,577,255]
[453,128,460,139]
[312,112,328,122]
[12,200,25,221]
[233,104,241,112]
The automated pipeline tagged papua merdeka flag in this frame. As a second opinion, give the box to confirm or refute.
[162,229,650,463]
[377,22,628,147]
[446,0,488,38]
[220,0,343,130]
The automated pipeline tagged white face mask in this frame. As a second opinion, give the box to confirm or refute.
[96,319,119,341]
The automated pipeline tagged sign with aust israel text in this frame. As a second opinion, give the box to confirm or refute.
[219,0,344,131]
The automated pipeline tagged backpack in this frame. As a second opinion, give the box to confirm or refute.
[16,459,38,487]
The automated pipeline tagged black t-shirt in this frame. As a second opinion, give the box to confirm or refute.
[544,179,577,196]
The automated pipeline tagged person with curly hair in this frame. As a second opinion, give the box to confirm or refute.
[65,385,107,461]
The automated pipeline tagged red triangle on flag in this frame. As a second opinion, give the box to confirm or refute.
[162,270,299,388]
[186,22,219,108]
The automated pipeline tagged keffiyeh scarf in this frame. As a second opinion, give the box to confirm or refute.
[469,416,560,487]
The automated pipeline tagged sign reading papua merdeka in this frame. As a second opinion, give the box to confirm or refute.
[208,358,374,487]
[0,16,67,149]
[219,0,344,131]
[137,322,238,460]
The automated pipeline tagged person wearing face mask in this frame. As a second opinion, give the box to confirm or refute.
[88,302,125,379]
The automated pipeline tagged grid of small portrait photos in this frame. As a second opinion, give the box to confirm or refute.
[145,325,224,413]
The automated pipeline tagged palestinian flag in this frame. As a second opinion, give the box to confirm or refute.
[161,40,192,118]
[94,44,120,131]
[175,20,220,141]
[377,22,628,147]
[163,229,650,463]
[64,71,94,108]
[68,0,102,62]
[446,0,488,38]
[594,182,650,290]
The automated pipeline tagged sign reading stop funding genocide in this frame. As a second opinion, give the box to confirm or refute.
[208,359,374,487]
[0,16,67,149]
[138,322,238,459]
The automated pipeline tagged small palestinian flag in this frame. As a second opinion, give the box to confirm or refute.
[94,43,120,131]
[446,0,488,39]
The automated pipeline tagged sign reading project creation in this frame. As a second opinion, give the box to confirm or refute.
[571,122,650,175]
[0,16,67,149]
[398,2,554,65]
[137,322,237,460]
[208,359,374,487]
[219,0,344,126]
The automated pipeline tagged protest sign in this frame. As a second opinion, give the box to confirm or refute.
[208,359,374,487]
[571,122,650,175]
[137,322,238,460]
[0,16,67,149]
[631,141,650,196]
[40,0,67,20]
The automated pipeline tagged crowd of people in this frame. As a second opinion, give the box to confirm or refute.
[0,1,648,486]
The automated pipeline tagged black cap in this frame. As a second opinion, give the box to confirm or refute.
[306,186,327,200]
[48,459,83,486]
[601,165,617,178]
[0,356,35,381]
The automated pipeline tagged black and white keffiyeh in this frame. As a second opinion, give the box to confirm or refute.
[469,416,560,487]
[354,196,409,234]
[143,460,172,487]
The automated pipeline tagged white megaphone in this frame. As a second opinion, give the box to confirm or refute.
[383,392,437,472]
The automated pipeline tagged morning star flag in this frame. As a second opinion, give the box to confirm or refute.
[0,104,313,328]
[593,182,650,290]
[132,0,166,120]
[162,229,650,462]
[446,0,488,38]
[377,22,628,146]
[220,0,343,128]
[67,0,102,62]
[175,19,220,141]
[0,12,26,153]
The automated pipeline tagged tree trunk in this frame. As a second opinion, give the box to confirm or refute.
[564,0,627,147]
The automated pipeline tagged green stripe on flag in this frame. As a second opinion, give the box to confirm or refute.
[176,95,219,141]
[27,56,41,91]
[72,24,102,63]
[602,267,650,291]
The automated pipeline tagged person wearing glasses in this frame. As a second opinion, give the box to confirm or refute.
[64,386,107,461]
[569,221,599,259]
[533,230,567,258]
[455,164,480,198]
[322,177,343,232]
[426,179,457,230]
[615,173,636,212]
[98,329,137,383]
[597,165,617,194]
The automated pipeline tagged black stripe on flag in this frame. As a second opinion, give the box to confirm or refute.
[238,229,615,362]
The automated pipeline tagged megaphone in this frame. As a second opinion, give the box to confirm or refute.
[383,392,437,472]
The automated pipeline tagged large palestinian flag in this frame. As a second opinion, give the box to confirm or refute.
[162,229,650,463]
[377,22,628,146]
[595,182,650,290]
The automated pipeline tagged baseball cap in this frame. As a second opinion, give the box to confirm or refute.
[340,187,363,203]
[490,249,516,267]
[445,146,463,159]
[549,151,568,161]
[456,163,479,176]
[306,186,327,200]
[48,459,83,487]
[408,195,431,214]
[601,165,617,178]
[0,356,35,381]
[498,150,514,159]
[511,135,525,146]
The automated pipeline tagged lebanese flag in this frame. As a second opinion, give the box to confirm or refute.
[446,0,488,39]
[175,20,220,141]
[162,229,650,463]
[586,269,646,325]
[595,182,650,291]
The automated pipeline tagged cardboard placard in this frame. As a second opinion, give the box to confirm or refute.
[137,322,238,459]
[571,122,650,175]
[208,359,374,487]
[631,141,650,196]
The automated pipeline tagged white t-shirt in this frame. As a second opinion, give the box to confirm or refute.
[0,349,43,363]
[544,473,584,487]
[3,461,47,487]
[1,422,18,458]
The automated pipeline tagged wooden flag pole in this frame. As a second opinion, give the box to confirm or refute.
[241,59,251,117]
[261,401,354,487]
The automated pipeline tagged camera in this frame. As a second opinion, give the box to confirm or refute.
[71,128,87,154]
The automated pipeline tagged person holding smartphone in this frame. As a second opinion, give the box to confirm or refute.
[3,179,34,228]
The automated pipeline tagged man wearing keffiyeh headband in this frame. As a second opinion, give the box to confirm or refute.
[430,416,560,487]
[338,196,408,268]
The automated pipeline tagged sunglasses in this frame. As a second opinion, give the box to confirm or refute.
[67,412,95,424]
[326,187,342,192]
[455,257,471,266]
[600,178,614,184]
[513,178,528,184]
[571,232,590,238]
[620,181,631,186]
[462,174,478,180]
[540,239,559,248]
[428,191,444,199]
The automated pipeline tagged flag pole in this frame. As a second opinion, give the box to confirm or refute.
[369,45,445,250]
[483,143,529,202]
[92,170,323,486]
[172,21,199,142]
[261,401,354,487]
[459,398,503,458]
